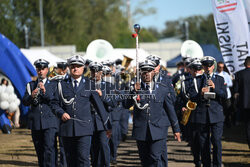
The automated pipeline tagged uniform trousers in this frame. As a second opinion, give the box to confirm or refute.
[243,109,250,148]
[110,120,121,162]
[31,127,57,167]
[91,130,110,167]
[191,123,201,167]
[137,138,166,167]
[196,122,223,167]
[120,109,129,136]
[62,136,91,167]
[56,135,67,167]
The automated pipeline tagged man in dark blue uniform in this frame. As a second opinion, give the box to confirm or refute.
[234,56,250,149]
[102,65,123,164]
[146,54,172,86]
[146,54,176,166]
[182,59,203,167]
[172,59,187,88]
[113,64,130,144]
[23,59,58,167]
[124,59,181,167]
[172,61,185,84]
[187,56,227,167]
[173,57,193,145]
[51,55,110,167]
[57,61,69,80]
[52,61,69,167]
[89,62,112,167]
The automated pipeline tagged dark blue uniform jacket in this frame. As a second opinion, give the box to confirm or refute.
[51,77,110,137]
[124,82,180,141]
[187,74,227,124]
[23,79,58,130]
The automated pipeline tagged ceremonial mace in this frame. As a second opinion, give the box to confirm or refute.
[132,24,149,110]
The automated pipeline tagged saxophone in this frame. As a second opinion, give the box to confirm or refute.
[174,79,182,95]
[181,100,197,126]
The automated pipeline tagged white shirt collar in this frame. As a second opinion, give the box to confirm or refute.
[205,72,213,78]
[71,76,82,86]
[42,78,47,84]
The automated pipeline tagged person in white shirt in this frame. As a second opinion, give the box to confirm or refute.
[215,62,233,127]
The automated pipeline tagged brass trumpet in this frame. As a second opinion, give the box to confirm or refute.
[181,100,197,126]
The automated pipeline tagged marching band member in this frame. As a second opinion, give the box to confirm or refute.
[184,59,203,167]
[187,56,227,167]
[103,64,124,164]
[23,59,58,167]
[146,54,175,166]
[174,57,193,143]
[51,55,110,167]
[114,64,130,143]
[124,59,181,167]
[102,65,123,164]
[89,62,112,167]
[146,55,172,86]
[52,61,69,167]
[83,59,92,77]
[57,62,69,79]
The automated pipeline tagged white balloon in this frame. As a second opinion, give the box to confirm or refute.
[0,86,3,94]
[8,102,18,113]
[8,94,16,103]
[0,101,9,110]
[0,92,9,102]
[5,85,14,94]
[1,85,6,92]
[15,98,21,106]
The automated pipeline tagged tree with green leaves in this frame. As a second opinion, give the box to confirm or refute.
[0,0,157,50]
[161,14,219,47]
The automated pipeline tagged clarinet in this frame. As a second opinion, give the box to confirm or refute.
[205,72,211,107]
[33,77,42,105]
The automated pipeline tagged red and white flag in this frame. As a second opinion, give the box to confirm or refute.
[211,0,250,74]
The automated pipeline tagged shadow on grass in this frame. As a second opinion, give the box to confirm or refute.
[0,160,37,166]
[224,162,250,167]
[223,124,248,145]
[1,152,36,157]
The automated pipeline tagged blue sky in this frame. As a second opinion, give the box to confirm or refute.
[131,0,213,31]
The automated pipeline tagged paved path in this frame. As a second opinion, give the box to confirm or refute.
[113,124,194,167]
[1,124,250,167]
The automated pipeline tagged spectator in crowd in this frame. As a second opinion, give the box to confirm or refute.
[234,56,250,149]
[1,78,20,128]
[215,62,233,127]
[1,78,9,86]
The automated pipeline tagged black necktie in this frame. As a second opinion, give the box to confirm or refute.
[74,80,78,92]
[146,84,150,93]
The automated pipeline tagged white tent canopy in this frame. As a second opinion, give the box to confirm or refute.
[21,48,66,67]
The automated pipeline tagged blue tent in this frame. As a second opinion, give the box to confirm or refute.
[167,44,224,68]
[0,33,37,131]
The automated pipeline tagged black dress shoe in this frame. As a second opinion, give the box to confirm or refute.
[111,160,117,164]
[121,134,127,142]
